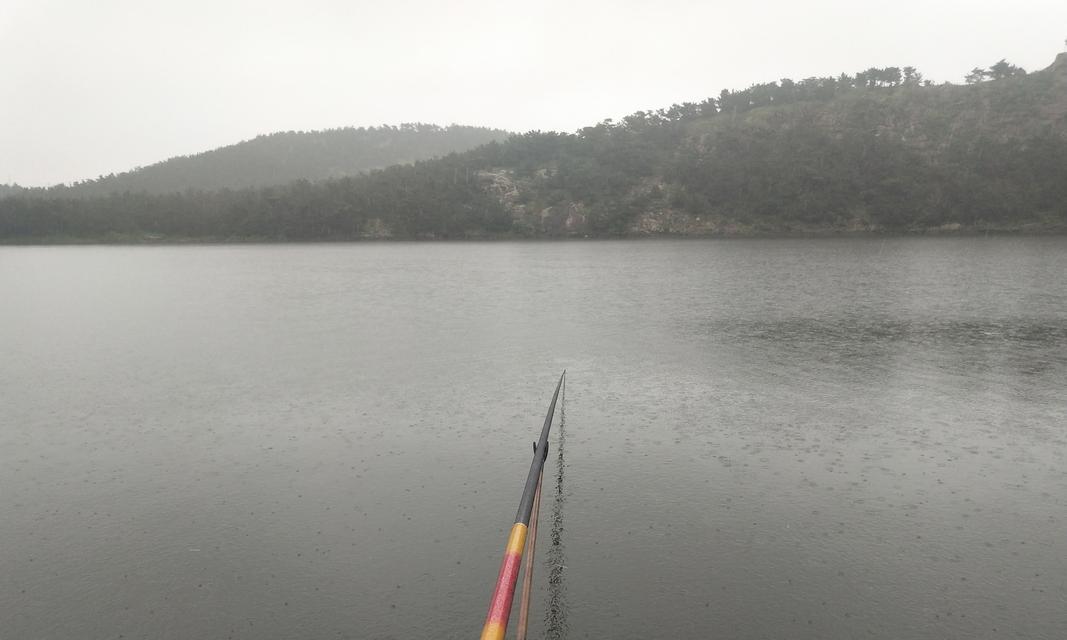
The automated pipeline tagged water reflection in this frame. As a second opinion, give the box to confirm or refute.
[706,316,1067,348]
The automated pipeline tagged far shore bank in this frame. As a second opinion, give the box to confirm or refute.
[3,225,1066,246]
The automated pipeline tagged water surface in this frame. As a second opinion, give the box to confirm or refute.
[2,238,1065,639]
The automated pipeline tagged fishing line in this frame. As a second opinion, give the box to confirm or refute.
[544,376,569,640]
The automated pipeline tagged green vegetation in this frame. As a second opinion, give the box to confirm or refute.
[3,54,1066,241]
[4,124,509,196]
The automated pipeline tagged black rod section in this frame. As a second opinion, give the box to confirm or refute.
[514,371,565,525]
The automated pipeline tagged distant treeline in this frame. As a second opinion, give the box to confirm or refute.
[0,160,511,240]
[2,124,509,196]
[2,55,1066,241]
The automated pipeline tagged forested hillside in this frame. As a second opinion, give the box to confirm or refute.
[2,124,509,196]
[3,54,1066,241]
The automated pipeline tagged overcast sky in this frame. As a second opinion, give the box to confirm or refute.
[2,0,1066,186]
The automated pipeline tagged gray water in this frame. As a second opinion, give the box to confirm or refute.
[2,238,1065,640]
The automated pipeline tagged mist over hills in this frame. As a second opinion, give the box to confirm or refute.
[0,124,510,196]
[3,53,1066,241]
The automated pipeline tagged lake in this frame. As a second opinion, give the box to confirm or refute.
[2,238,1065,639]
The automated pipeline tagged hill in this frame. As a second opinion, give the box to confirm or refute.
[4,124,509,196]
[2,53,1066,241]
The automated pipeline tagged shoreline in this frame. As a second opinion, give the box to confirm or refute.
[3,225,1066,246]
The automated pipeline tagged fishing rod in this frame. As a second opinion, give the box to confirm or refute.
[515,465,543,640]
[480,371,565,640]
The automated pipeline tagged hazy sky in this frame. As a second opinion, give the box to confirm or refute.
[2,0,1066,186]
